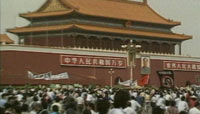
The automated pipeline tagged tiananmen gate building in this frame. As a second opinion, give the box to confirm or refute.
[1,0,200,87]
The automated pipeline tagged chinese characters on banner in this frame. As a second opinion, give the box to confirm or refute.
[163,61,200,71]
[60,55,127,68]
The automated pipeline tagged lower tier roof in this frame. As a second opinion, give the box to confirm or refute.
[8,24,192,40]
[0,34,14,44]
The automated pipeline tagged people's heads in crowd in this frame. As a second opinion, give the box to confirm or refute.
[1,93,7,99]
[191,95,197,100]
[33,96,39,102]
[55,96,61,102]
[41,100,49,109]
[170,100,176,107]
[7,96,17,105]
[0,85,200,114]
[52,105,59,112]
[165,100,170,107]
[181,96,186,101]
[4,108,16,114]
[21,104,29,112]
[113,90,130,109]
[65,97,77,110]
[179,111,188,114]
[96,99,110,114]
[32,103,42,112]
[131,96,136,100]
[88,102,96,111]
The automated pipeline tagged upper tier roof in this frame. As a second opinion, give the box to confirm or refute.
[20,0,180,26]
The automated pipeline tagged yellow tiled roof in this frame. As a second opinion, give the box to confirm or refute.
[21,0,180,25]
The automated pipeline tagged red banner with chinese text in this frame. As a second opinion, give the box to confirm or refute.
[60,55,127,68]
[163,61,200,71]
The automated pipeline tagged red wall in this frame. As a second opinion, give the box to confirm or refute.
[0,51,129,85]
[1,51,200,86]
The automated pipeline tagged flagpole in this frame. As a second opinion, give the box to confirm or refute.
[122,40,141,82]
[130,61,133,81]
[108,68,115,87]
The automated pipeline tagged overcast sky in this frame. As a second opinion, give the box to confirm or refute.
[1,0,200,57]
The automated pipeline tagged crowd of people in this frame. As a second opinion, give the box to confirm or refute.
[0,85,200,114]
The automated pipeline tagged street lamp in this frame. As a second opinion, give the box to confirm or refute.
[108,68,115,87]
[122,40,141,81]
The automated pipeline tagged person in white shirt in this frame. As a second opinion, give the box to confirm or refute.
[177,96,189,113]
[47,89,55,100]
[0,93,7,108]
[76,93,84,112]
[124,102,136,114]
[155,94,165,114]
[189,102,200,114]
[16,92,23,102]
[175,94,181,106]
[164,93,172,101]
[86,92,94,103]
[156,94,165,110]
[129,96,141,112]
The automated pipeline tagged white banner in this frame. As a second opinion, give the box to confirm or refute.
[48,72,69,80]
[27,71,69,80]
[118,79,138,87]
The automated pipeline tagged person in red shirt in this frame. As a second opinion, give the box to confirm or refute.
[189,95,198,108]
